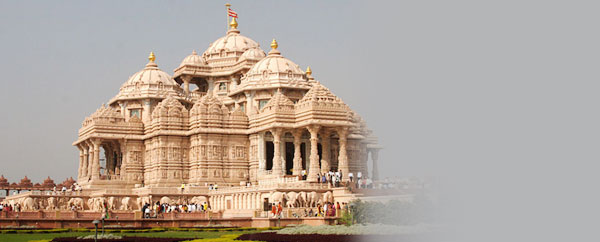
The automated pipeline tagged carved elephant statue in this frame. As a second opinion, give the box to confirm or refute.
[322,191,333,204]
[298,191,308,207]
[68,198,84,210]
[286,192,301,208]
[20,197,35,211]
[120,197,134,211]
[137,196,151,210]
[46,197,56,210]
[159,196,171,204]
[270,192,288,206]
[306,191,320,207]
[107,197,118,210]
[190,196,207,204]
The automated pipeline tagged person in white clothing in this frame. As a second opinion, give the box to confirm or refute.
[348,172,354,183]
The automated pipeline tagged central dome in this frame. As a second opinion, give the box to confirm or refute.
[202,20,263,65]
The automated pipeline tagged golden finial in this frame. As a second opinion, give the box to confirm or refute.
[270,39,278,49]
[306,66,312,75]
[230,17,238,28]
[148,52,156,62]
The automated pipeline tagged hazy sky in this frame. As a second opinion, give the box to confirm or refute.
[1,1,599,241]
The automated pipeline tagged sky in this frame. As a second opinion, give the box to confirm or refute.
[1,1,600,241]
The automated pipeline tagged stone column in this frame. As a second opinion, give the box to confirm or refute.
[87,142,94,179]
[271,128,283,176]
[77,146,84,180]
[92,139,101,180]
[256,192,262,211]
[258,132,266,173]
[371,149,380,181]
[182,76,191,95]
[82,145,89,179]
[234,194,238,209]
[292,130,303,176]
[321,129,332,174]
[307,125,321,181]
[337,127,349,181]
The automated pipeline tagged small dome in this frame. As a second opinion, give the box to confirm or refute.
[179,50,206,67]
[239,48,266,61]
[244,41,305,83]
[110,52,183,104]
[124,60,177,87]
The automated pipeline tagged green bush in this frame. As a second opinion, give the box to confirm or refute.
[347,197,435,225]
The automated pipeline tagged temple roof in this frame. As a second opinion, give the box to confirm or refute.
[230,39,311,95]
[109,52,184,105]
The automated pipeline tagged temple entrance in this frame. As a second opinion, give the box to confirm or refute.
[285,142,294,175]
[265,141,274,170]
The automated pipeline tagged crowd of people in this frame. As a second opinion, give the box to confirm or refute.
[0,203,19,212]
[267,201,350,218]
[292,202,350,218]
[141,201,211,219]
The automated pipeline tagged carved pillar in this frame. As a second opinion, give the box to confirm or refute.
[233,194,237,209]
[337,127,349,181]
[321,129,332,174]
[292,130,303,176]
[271,128,283,176]
[258,132,266,173]
[119,140,127,179]
[77,146,84,180]
[182,76,191,95]
[307,125,321,181]
[87,142,94,179]
[92,139,101,180]
[371,149,380,181]
[82,145,89,179]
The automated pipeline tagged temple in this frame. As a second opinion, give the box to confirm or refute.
[2,17,383,219]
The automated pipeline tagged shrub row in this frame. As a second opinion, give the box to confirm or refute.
[0,226,282,234]
[181,234,263,242]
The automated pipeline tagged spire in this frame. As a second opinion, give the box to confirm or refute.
[148,52,156,62]
[230,17,238,29]
[192,50,197,55]
[268,39,281,56]
[306,66,314,80]
[146,52,158,68]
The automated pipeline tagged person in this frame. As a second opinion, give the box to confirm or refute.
[321,174,326,183]
[302,170,307,180]
[271,203,277,218]
[180,183,185,193]
[331,204,337,217]
[323,202,328,216]
[0,203,3,212]
[317,173,321,183]
[277,202,283,218]
[348,172,354,183]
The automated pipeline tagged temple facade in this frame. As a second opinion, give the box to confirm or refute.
[3,17,383,216]
[73,18,380,190]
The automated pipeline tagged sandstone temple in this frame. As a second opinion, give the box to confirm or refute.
[2,17,383,221]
